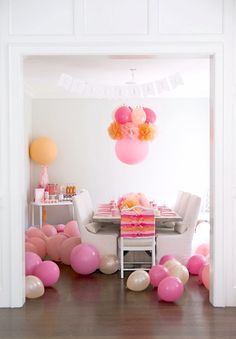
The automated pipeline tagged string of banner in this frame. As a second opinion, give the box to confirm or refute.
[58,72,184,98]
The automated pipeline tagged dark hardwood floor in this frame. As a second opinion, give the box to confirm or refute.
[0,264,235,339]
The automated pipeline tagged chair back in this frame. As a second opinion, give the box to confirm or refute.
[174,191,184,214]
[178,192,191,217]
[72,190,94,239]
[183,194,201,230]
[120,206,155,238]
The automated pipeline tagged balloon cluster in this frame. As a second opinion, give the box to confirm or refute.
[25,220,81,299]
[126,250,210,302]
[108,105,157,164]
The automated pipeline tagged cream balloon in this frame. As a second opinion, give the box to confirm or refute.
[131,107,146,125]
[25,275,45,299]
[126,270,150,292]
[163,259,182,271]
[168,264,189,285]
[99,255,119,274]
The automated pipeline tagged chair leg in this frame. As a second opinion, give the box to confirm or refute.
[152,240,156,266]
[120,249,124,279]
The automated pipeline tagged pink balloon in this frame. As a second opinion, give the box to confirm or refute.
[42,224,57,237]
[158,276,184,302]
[28,237,47,259]
[115,138,149,165]
[149,265,169,287]
[56,224,65,233]
[114,106,132,124]
[26,228,46,240]
[25,251,42,276]
[64,220,80,237]
[143,107,156,123]
[46,234,67,261]
[25,242,38,254]
[60,236,81,265]
[33,260,60,287]
[202,264,210,290]
[25,234,29,241]
[159,255,176,265]
[70,243,100,275]
[195,243,209,257]
[187,254,207,275]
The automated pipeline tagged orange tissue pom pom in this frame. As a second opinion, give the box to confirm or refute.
[108,121,123,140]
[138,123,156,141]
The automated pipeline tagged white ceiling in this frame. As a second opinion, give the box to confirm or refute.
[23,55,210,98]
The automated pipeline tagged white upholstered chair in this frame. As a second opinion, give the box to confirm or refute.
[72,190,119,257]
[118,206,156,278]
[156,194,201,265]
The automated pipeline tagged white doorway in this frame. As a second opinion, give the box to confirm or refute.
[7,43,226,307]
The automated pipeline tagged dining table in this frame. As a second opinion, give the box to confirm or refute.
[92,204,182,226]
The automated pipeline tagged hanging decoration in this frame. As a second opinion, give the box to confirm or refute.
[107,105,157,164]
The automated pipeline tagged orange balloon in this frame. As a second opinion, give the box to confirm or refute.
[46,234,67,261]
[28,237,47,259]
[60,236,81,265]
[29,137,57,165]
[202,264,210,290]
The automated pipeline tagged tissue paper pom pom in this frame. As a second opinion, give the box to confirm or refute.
[121,123,139,140]
[139,123,156,141]
[108,121,122,140]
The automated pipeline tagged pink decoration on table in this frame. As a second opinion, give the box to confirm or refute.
[115,138,149,164]
[38,165,49,189]
[120,122,139,140]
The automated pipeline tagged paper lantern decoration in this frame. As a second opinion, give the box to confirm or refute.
[29,137,58,165]
[108,105,157,164]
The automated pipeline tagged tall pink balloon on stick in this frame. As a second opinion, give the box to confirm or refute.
[115,138,149,164]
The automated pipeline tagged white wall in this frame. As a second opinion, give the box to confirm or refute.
[24,94,32,227]
[31,97,209,225]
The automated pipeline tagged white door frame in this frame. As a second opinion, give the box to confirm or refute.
[8,42,230,307]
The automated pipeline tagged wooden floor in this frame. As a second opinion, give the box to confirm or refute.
[0,264,236,339]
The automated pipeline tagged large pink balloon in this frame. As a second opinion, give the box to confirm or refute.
[114,106,132,124]
[158,276,184,302]
[60,236,81,265]
[115,138,149,165]
[25,251,42,276]
[64,220,80,237]
[187,254,207,275]
[33,260,60,287]
[70,243,100,275]
[159,255,176,265]
[149,265,169,288]
[42,224,57,237]
[46,234,67,261]
[143,107,156,123]
[28,237,47,259]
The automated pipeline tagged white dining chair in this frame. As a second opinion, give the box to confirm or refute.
[156,194,201,265]
[158,191,184,229]
[118,205,156,278]
[72,190,119,257]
